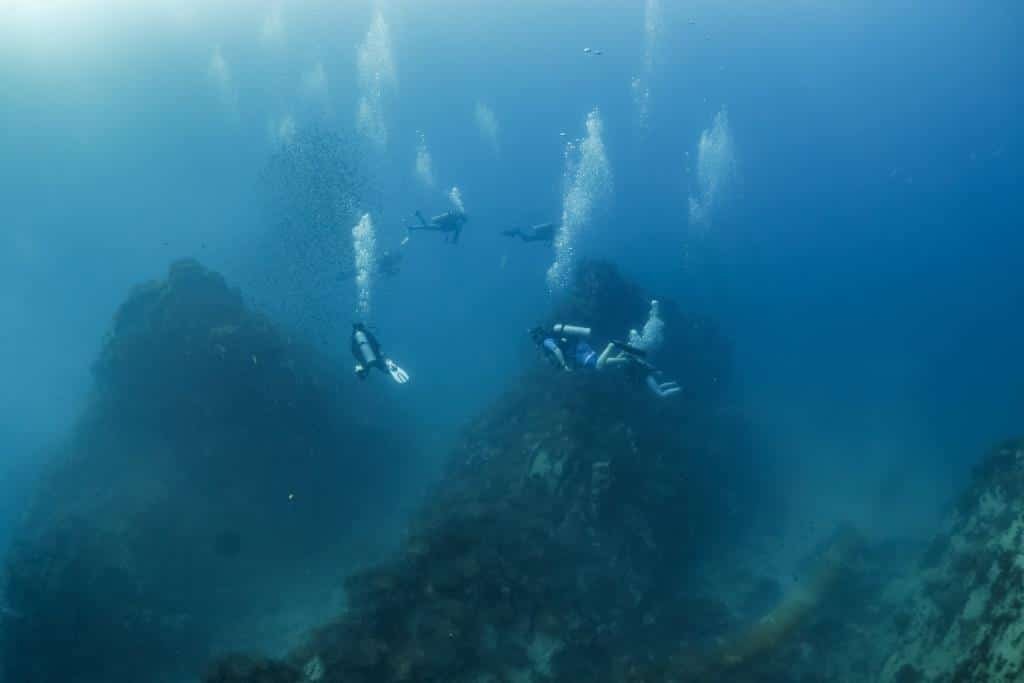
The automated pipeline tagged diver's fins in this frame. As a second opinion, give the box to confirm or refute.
[385,359,410,384]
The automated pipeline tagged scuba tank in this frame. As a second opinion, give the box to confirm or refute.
[353,326,378,378]
[552,324,591,338]
[353,328,378,366]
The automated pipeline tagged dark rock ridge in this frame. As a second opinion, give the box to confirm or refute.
[2,259,410,683]
[206,260,772,683]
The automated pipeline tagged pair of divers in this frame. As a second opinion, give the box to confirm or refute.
[403,201,557,247]
[405,208,557,247]
[352,319,679,397]
[529,322,681,399]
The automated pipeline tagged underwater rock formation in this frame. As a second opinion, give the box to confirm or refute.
[2,260,410,683]
[710,438,1024,683]
[206,260,770,683]
[671,528,914,683]
[878,439,1024,682]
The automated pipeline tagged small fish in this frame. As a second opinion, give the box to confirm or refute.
[583,47,592,54]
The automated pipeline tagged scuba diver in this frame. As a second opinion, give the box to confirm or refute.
[529,324,624,372]
[500,222,558,244]
[529,321,681,399]
[407,209,468,244]
[351,323,410,384]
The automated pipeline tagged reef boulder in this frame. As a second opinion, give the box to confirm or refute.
[2,260,410,683]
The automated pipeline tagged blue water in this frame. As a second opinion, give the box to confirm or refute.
[0,0,1020,661]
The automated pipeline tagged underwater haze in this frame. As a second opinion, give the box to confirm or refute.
[1,0,1022,680]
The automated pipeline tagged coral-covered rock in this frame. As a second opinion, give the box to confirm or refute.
[879,438,1024,682]
[712,438,1024,683]
[2,260,409,683]
[205,260,766,683]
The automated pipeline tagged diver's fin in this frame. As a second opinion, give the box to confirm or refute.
[385,359,410,384]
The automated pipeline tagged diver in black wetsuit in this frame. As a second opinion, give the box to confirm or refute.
[407,209,468,243]
[351,323,410,384]
[500,222,558,244]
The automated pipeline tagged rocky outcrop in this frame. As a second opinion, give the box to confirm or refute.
[2,260,410,683]
[205,260,768,683]
[683,530,917,683]
[879,439,1024,683]
[711,438,1024,683]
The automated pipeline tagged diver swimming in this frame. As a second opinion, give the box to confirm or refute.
[529,323,625,372]
[500,222,558,244]
[407,208,468,244]
[529,305,681,399]
[351,323,410,384]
